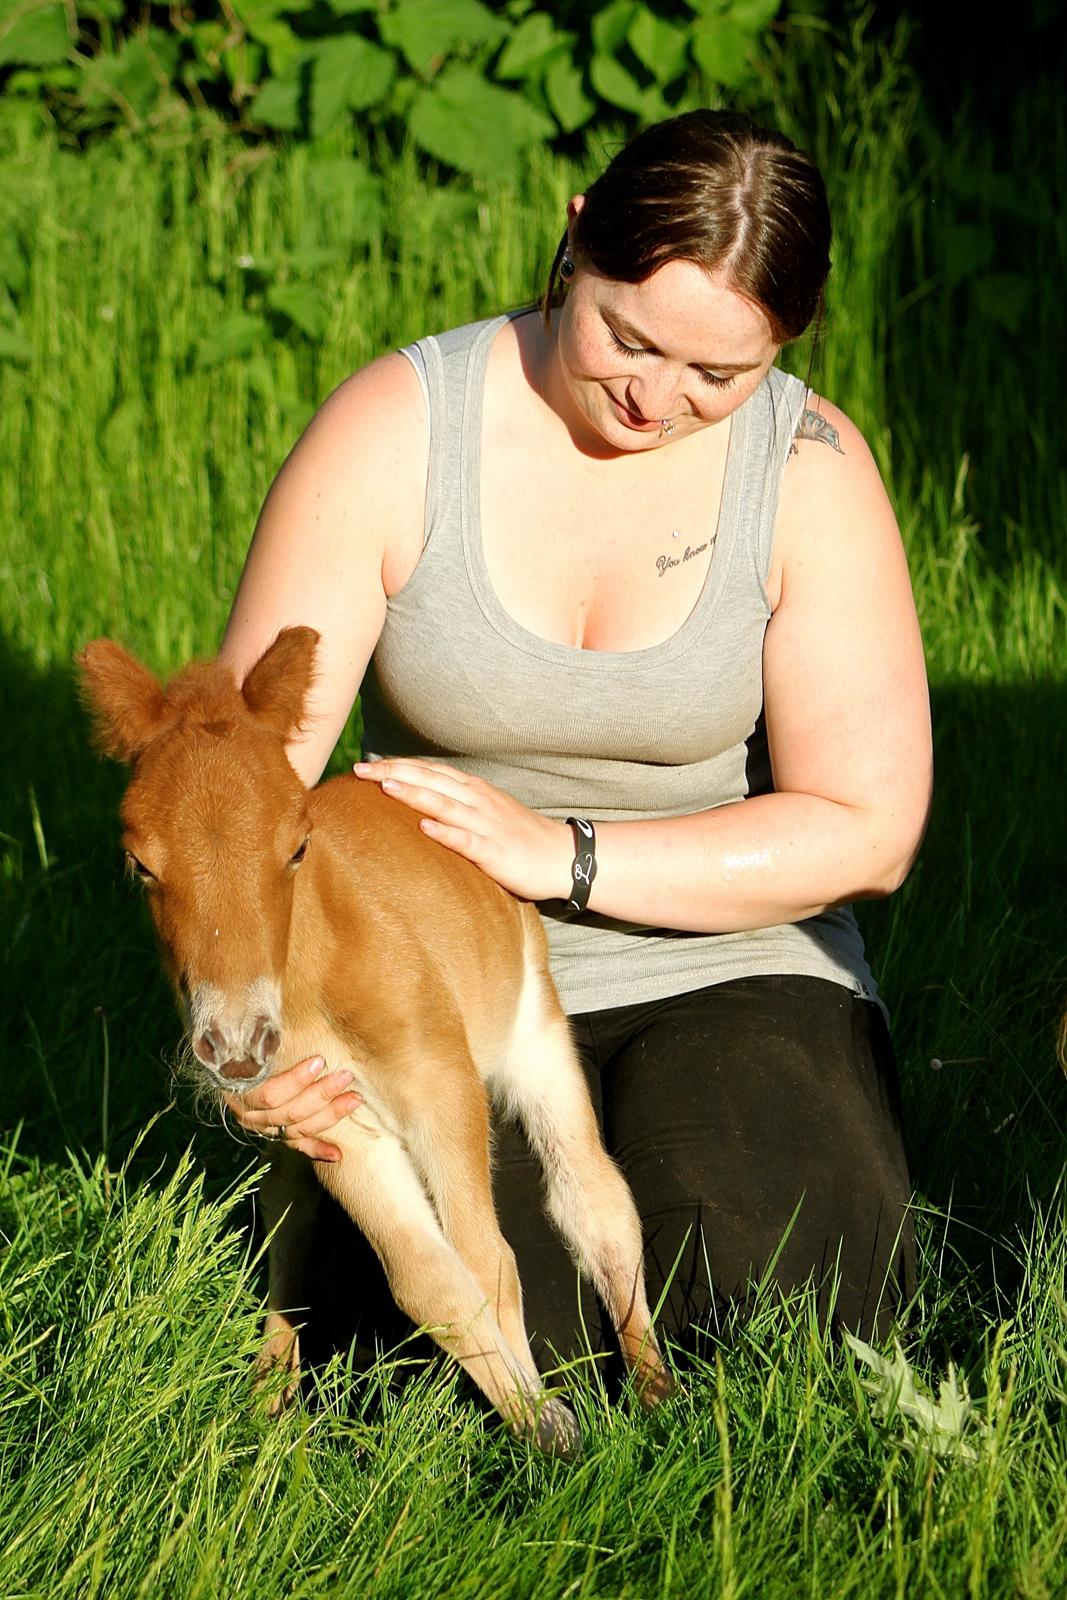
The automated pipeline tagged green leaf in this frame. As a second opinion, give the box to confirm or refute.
[100,396,144,468]
[0,235,28,296]
[253,68,303,131]
[730,0,781,28]
[188,19,227,63]
[495,11,565,78]
[323,0,380,11]
[690,18,753,87]
[283,245,345,274]
[79,30,182,120]
[195,313,272,369]
[545,53,595,133]
[972,272,1032,334]
[409,64,554,177]
[221,38,264,97]
[380,0,508,77]
[306,157,385,243]
[939,223,995,286]
[230,3,304,74]
[0,4,70,67]
[589,51,645,114]
[591,0,637,55]
[628,5,689,83]
[845,1333,989,1463]
[310,35,394,136]
[267,283,330,340]
[0,325,32,364]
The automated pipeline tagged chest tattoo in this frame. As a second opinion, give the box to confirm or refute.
[655,538,709,577]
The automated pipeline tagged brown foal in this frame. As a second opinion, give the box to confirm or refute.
[78,627,671,1455]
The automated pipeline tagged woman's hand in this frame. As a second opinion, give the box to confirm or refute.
[354,760,572,903]
[224,1056,363,1163]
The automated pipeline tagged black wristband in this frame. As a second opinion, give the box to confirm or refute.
[565,817,597,913]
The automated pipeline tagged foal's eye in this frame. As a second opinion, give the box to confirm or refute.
[289,838,310,868]
[125,852,155,884]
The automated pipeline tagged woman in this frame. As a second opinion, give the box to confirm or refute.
[219,111,931,1348]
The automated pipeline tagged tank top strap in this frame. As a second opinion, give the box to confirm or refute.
[745,366,810,583]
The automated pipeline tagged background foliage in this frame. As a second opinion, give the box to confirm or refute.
[0,0,782,174]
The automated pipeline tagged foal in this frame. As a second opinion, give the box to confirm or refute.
[78,627,671,1455]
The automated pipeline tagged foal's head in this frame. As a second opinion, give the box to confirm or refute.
[78,628,319,1092]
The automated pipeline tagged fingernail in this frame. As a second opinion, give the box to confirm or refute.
[381,779,400,794]
[333,1070,354,1087]
[353,762,370,774]
[306,1058,326,1078]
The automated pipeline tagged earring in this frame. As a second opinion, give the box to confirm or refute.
[660,418,676,437]
[560,256,575,281]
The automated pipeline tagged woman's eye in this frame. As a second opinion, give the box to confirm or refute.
[696,369,737,391]
[608,328,643,360]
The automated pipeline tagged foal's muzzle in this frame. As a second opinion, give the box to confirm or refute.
[186,980,282,1092]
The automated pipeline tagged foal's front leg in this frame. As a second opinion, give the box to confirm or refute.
[320,1101,581,1457]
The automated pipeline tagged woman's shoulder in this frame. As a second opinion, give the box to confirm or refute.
[767,393,898,607]
[318,310,513,429]
[780,392,885,502]
[317,347,426,440]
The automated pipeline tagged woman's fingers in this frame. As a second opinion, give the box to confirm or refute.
[355,760,478,812]
[224,1056,362,1163]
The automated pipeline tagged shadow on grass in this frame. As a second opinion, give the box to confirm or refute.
[1,629,1064,1355]
[858,674,1067,1234]
[0,629,242,1184]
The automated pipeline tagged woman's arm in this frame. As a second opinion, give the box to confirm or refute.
[220,351,426,786]
[219,351,427,1157]
[357,400,933,929]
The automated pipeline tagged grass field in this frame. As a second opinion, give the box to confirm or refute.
[1,19,1065,1598]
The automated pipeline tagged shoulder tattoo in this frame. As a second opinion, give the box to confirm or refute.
[791,407,844,455]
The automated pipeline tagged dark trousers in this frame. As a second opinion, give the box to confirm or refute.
[301,975,914,1371]
[492,974,915,1354]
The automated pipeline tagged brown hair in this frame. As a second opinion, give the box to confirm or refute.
[545,110,831,345]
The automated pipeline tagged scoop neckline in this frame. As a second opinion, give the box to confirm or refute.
[459,312,753,671]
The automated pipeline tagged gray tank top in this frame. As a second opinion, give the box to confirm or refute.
[361,312,882,1017]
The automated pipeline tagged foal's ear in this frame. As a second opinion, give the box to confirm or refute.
[240,626,320,740]
[76,639,168,763]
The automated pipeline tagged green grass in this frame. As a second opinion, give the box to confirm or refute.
[1,17,1065,1597]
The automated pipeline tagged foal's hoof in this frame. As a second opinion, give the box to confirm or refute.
[531,1396,583,1461]
[636,1363,678,1409]
[253,1327,302,1417]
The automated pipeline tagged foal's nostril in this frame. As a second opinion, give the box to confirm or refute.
[193,1026,228,1067]
[249,1015,281,1066]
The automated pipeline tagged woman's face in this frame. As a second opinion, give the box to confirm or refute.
[552,218,781,454]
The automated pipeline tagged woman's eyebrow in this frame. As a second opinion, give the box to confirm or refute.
[608,313,762,372]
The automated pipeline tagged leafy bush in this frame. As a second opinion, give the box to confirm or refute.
[0,0,782,175]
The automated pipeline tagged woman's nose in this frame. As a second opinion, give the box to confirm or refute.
[625,371,681,422]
